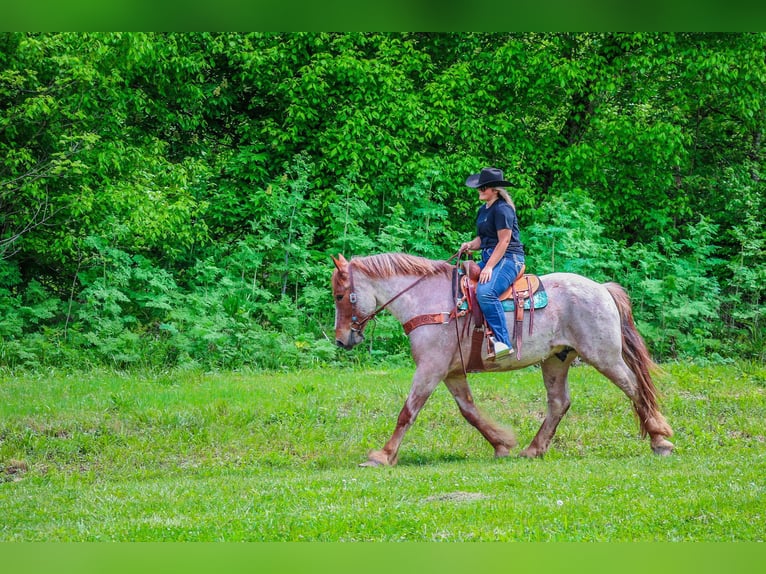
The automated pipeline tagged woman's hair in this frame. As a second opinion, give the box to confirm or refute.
[495,187,516,210]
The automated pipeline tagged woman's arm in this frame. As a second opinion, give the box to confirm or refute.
[478,229,511,283]
[460,236,481,254]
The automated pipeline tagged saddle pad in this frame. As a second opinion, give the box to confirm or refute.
[502,284,548,312]
[457,278,548,313]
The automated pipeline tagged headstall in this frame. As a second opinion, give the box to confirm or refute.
[344,262,432,334]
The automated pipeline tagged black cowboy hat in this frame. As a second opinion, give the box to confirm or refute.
[465,167,513,188]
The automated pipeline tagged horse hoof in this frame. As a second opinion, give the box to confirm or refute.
[360,449,396,467]
[518,448,542,458]
[494,445,512,458]
[651,439,674,456]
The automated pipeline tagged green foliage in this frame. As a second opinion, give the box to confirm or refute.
[378,170,459,259]
[620,217,725,361]
[524,190,622,281]
[1,32,764,368]
[723,194,766,360]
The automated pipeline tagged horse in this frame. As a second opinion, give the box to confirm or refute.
[331,252,674,467]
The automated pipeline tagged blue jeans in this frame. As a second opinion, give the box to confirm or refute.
[477,252,525,347]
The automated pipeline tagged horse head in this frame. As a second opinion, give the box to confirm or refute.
[331,254,366,350]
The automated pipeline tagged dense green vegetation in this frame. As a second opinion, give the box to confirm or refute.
[1,33,764,370]
[1,363,764,540]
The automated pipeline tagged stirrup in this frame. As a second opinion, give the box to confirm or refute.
[491,341,511,360]
[487,338,512,360]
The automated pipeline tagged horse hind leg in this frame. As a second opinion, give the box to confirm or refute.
[599,282,674,455]
[519,354,574,458]
[591,358,674,456]
[443,373,517,458]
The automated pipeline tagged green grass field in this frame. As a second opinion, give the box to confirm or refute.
[1,362,764,541]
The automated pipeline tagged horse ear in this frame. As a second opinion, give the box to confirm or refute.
[332,254,348,270]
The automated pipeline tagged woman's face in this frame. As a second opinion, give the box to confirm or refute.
[478,186,497,202]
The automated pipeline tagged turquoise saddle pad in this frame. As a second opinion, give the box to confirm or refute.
[502,288,548,312]
[457,282,548,313]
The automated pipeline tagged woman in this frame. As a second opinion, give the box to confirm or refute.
[460,167,525,359]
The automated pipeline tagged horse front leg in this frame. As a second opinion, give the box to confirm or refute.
[520,354,573,458]
[361,367,442,467]
[443,373,517,458]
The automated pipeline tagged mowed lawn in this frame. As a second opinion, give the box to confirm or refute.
[1,362,764,541]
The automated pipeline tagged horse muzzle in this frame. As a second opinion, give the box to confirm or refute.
[335,330,364,350]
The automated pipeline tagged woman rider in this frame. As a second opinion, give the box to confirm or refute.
[459,167,525,359]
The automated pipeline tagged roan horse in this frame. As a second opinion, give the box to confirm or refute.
[331,252,674,467]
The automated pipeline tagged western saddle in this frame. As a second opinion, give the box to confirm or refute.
[400,259,543,372]
[459,260,541,369]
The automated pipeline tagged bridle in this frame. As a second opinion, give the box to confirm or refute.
[343,262,430,335]
[336,250,478,375]
[339,251,464,335]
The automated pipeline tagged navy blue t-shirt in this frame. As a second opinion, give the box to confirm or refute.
[476,199,524,256]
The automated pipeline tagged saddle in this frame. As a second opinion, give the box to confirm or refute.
[460,260,547,370]
[399,256,548,374]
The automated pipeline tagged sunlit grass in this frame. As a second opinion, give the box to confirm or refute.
[1,362,764,541]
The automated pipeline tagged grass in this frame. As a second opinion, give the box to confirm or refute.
[0,362,764,541]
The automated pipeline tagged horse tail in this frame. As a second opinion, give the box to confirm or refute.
[604,282,673,439]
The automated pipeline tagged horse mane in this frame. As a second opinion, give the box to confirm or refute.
[350,253,452,279]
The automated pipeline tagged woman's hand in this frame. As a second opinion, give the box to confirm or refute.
[459,239,478,256]
[479,229,511,282]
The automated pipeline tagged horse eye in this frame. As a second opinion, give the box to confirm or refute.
[335,294,344,301]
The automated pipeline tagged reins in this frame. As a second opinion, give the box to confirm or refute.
[346,250,472,376]
[347,250,463,334]
[347,265,431,334]
[452,250,470,375]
